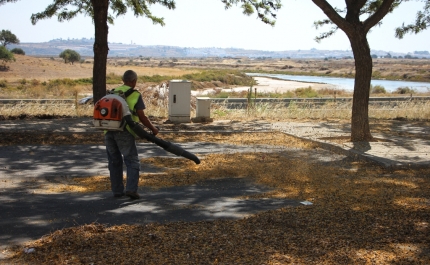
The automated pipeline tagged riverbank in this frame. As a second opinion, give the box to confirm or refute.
[192,77,339,96]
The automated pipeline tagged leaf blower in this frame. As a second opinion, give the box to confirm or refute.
[93,92,200,164]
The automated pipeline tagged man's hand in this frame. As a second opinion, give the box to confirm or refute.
[151,127,159,136]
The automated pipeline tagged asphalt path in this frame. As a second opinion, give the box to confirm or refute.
[0,142,347,248]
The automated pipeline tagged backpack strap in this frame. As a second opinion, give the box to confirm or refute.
[124,87,137,98]
[109,87,139,116]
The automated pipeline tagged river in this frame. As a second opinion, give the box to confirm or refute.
[247,73,430,93]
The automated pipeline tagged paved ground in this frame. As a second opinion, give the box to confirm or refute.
[0,117,428,250]
[272,121,430,168]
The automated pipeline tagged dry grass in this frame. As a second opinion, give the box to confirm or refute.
[210,100,430,121]
[0,55,197,84]
[1,99,429,122]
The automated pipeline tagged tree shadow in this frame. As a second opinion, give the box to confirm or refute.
[3,146,428,264]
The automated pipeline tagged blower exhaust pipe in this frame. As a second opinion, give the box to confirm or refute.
[125,116,200,164]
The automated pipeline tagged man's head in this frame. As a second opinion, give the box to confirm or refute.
[122,70,138,87]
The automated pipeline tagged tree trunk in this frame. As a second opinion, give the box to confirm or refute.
[91,0,109,104]
[347,28,373,142]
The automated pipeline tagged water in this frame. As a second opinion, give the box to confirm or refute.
[247,73,430,93]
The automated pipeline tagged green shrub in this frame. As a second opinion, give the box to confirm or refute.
[370,85,386,94]
[182,70,254,86]
[295,86,318,98]
[46,78,76,89]
[31,79,40,86]
[10,48,25,55]
[76,77,93,84]
[0,79,7,88]
[394,86,416,94]
[372,71,382,78]
[0,46,15,66]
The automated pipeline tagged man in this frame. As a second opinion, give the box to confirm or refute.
[105,70,159,199]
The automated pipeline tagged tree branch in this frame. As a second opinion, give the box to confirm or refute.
[0,0,19,5]
[312,0,350,32]
[363,0,396,32]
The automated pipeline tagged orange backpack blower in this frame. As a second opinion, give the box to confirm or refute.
[93,92,131,131]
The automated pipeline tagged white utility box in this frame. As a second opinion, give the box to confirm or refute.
[196,97,211,118]
[168,80,191,123]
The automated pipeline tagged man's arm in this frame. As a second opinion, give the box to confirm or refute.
[136,109,159,136]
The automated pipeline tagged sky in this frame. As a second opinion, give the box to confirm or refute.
[0,0,429,54]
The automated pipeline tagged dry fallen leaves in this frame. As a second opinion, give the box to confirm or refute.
[2,131,429,265]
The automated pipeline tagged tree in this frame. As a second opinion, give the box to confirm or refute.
[310,1,404,141]
[59,49,81,64]
[22,0,176,104]
[0,45,15,69]
[0,29,20,47]
[10,47,25,55]
[229,0,427,141]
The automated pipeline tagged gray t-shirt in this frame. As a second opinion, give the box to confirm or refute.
[134,93,146,111]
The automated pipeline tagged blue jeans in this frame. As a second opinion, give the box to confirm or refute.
[105,130,140,195]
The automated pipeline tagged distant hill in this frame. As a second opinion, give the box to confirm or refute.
[8,38,429,59]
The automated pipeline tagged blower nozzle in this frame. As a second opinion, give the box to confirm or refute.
[125,116,200,164]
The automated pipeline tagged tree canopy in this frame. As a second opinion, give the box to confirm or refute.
[27,0,176,104]
[59,49,81,64]
[230,0,426,141]
[0,29,20,47]
[396,0,430,38]
[0,45,15,68]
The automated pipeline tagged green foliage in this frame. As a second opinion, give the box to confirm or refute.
[395,1,430,39]
[46,78,77,89]
[59,49,81,64]
[0,79,7,88]
[182,70,254,86]
[0,45,15,66]
[222,0,281,26]
[295,86,318,98]
[370,85,386,94]
[0,29,19,47]
[75,77,93,85]
[10,47,25,55]
[106,72,123,84]
[30,0,176,27]
[212,91,231,98]
[372,70,382,78]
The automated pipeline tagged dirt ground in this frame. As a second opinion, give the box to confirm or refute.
[2,55,430,84]
[0,56,429,264]
[1,119,429,264]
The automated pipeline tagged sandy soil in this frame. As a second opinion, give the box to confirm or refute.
[227,76,337,93]
[190,76,338,96]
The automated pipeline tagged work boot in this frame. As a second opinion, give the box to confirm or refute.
[125,191,140,200]
[113,192,125,198]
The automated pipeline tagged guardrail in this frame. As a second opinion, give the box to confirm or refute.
[0,99,77,105]
[0,96,429,109]
[209,96,430,109]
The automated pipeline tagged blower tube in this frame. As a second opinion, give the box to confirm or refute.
[124,116,201,164]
